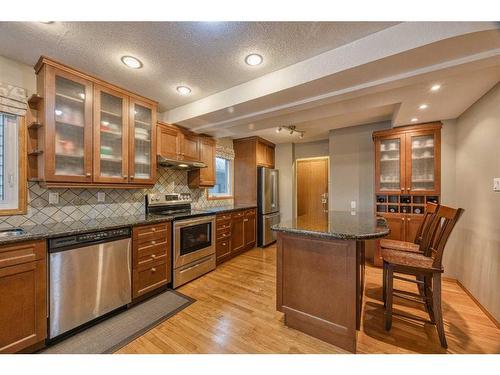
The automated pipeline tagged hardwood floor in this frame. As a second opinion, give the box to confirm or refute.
[117,245,500,354]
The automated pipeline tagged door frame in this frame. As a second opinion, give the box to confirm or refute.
[294,156,330,218]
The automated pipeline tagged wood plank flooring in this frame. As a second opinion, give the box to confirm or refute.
[116,245,500,354]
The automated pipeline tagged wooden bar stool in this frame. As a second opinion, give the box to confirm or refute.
[382,204,464,348]
[380,202,439,254]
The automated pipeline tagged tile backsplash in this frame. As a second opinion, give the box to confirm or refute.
[0,168,233,228]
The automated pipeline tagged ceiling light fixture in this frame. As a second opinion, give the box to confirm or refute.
[411,118,419,122]
[279,125,305,138]
[245,53,263,66]
[176,86,192,95]
[121,55,143,69]
[276,127,282,133]
[430,84,441,92]
[419,104,428,110]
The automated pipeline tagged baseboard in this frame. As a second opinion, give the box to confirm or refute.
[453,279,500,329]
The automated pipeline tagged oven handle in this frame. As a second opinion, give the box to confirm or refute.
[174,216,215,229]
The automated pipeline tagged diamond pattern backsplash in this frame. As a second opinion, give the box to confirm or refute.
[0,168,234,229]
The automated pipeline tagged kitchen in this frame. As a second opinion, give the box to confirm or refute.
[0,11,499,366]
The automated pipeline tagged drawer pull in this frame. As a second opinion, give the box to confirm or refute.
[151,267,156,272]
[222,242,226,246]
[244,218,248,222]
[151,254,156,259]
[151,240,156,245]
[152,228,156,232]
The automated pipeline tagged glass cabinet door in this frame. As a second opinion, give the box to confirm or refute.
[129,99,156,184]
[94,86,128,183]
[376,135,405,193]
[407,131,439,193]
[48,68,93,182]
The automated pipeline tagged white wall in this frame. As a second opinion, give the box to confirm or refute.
[447,83,500,321]
[0,55,36,95]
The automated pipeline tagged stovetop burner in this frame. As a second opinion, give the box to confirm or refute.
[145,193,213,220]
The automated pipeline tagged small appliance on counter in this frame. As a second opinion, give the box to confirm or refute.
[257,167,280,247]
[146,193,216,288]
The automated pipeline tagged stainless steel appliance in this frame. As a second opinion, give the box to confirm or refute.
[257,167,280,247]
[48,228,132,340]
[157,155,207,170]
[146,193,216,288]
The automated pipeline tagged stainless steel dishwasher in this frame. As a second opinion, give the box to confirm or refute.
[48,227,132,340]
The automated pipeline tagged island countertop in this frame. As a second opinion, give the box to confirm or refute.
[272,211,389,240]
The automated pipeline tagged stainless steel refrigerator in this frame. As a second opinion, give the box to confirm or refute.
[257,167,280,247]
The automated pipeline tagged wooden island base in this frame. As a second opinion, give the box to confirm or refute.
[276,232,365,353]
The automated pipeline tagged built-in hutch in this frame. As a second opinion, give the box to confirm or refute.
[372,122,442,266]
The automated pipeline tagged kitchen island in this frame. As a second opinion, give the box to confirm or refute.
[272,211,389,353]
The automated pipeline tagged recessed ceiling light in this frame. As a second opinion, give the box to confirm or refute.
[121,56,143,69]
[176,86,192,95]
[411,118,419,122]
[419,104,428,110]
[430,84,441,92]
[245,53,263,66]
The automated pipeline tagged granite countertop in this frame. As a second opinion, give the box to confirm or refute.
[271,211,389,240]
[201,204,257,214]
[0,214,173,245]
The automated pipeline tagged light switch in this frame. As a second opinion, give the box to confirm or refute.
[494,178,500,192]
[48,192,59,205]
[350,200,357,209]
[97,192,106,202]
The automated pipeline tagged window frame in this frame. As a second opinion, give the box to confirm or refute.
[207,156,234,200]
[0,113,27,216]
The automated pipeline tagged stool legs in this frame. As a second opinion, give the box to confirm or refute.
[423,275,435,323]
[383,262,387,307]
[432,272,447,348]
[384,264,394,331]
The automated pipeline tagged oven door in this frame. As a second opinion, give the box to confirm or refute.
[174,216,215,268]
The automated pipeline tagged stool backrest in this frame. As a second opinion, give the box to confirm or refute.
[420,204,464,269]
[414,202,439,245]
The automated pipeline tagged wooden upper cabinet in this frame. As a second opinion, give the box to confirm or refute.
[256,139,275,168]
[373,122,441,194]
[180,131,200,161]
[188,136,216,188]
[41,64,94,183]
[157,122,180,159]
[93,84,129,183]
[31,57,158,188]
[129,99,157,185]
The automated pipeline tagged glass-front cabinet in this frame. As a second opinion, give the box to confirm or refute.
[93,85,129,183]
[129,99,156,185]
[406,129,440,194]
[375,134,406,193]
[45,66,93,183]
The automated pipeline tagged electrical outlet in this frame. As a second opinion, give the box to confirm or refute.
[97,192,106,202]
[48,192,59,205]
[494,178,500,192]
[350,200,357,209]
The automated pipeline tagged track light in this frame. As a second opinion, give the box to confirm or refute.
[276,127,282,133]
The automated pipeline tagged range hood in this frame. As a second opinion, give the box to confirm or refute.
[157,156,207,170]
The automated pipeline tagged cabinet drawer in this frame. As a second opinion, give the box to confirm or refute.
[137,251,169,268]
[217,239,230,252]
[216,221,231,232]
[231,210,245,219]
[216,229,231,241]
[135,241,168,263]
[245,208,256,217]
[0,241,46,269]
[133,223,169,243]
[216,213,232,222]
[133,260,169,298]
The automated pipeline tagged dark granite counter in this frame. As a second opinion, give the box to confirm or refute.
[272,211,389,240]
[0,214,173,245]
[201,204,257,214]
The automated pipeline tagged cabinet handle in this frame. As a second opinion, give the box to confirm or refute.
[244,219,248,222]
[86,173,91,177]
[401,218,404,221]
[130,176,134,180]
[152,228,156,232]
[151,268,156,272]
[151,240,156,245]
[407,218,411,222]
[151,254,156,259]
[222,242,226,246]
[400,188,404,191]
[123,175,128,178]
[407,188,410,191]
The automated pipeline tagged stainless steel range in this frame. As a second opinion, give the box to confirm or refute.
[146,193,216,288]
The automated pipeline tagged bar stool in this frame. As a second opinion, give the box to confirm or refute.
[382,204,464,348]
[380,202,439,254]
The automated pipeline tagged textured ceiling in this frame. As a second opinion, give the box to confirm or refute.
[0,21,398,111]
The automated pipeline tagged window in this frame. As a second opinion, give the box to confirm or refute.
[0,112,21,211]
[208,156,233,198]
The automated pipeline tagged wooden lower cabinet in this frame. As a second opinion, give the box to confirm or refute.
[132,222,172,300]
[0,240,46,354]
[216,208,256,265]
[374,214,424,266]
